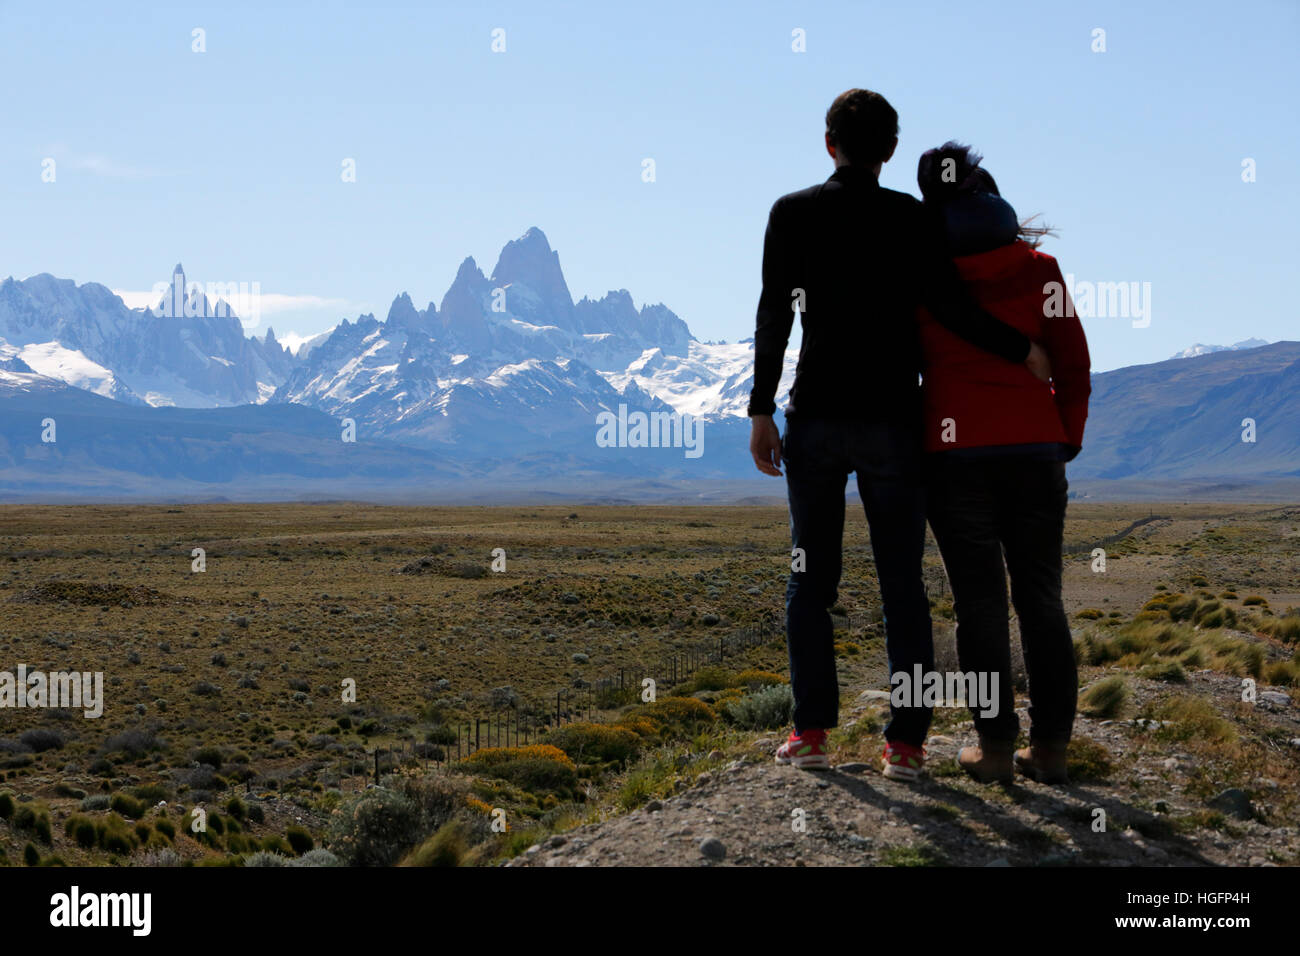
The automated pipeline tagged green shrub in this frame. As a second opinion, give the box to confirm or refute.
[225,797,247,821]
[0,793,13,819]
[132,783,169,803]
[100,829,135,855]
[193,746,223,769]
[1262,659,1300,687]
[286,826,315,855]
[722,683,795,730]
[1257,613,1300,644]
[326,789,424,867]
[1155,696,1237,745]
[244,851,290,867]
[463,745,578,795]
[14,804,52,842]
[387,774,469,836]
[424,724,457,746]
[1075,608,1104,620]
[23,843,39,866]
[1079,676,1128,719]
[734,670,786,690]
[64,815,97,849]
[638,697,716,734]
[1138,660,1187,683]
[260,835,293,855]
[110,793,147,819]
[1167,595,1199,622]
[1067,737,1115,782]
[292,848,341,867]
[543,723,641,765]
[684,667,734,692]
[403,820,468,867]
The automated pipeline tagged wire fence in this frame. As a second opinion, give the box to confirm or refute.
[335,611,784,784]
[333,564,953,785]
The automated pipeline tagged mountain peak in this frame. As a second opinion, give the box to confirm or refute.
[454,256,485,282]
[491,227,573,325]
[385,292,424,331]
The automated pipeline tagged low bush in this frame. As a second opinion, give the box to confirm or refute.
[463,745,578,795]
[722,683,795,730]
[543,723,641,765]
[402,820,469,867]
[326,789,424,867]
[109,794,147,820]
[1079,676,1128,719]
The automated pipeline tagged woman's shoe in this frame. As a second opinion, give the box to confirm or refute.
[881,741,926,782]
[775,729,830,770]
[958,736,1015,783]
[1014,740,1070,784]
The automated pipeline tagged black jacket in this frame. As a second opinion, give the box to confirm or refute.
[747,165,1031,419]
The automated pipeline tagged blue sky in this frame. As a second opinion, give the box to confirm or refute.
[2,0,1296,370]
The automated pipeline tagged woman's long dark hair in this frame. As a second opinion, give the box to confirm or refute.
[917,141,1056,248]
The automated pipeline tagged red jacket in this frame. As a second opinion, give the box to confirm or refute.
[918,241,1090,454]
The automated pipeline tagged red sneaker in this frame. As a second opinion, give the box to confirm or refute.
[881,741,925,782]
[775,729,830,770]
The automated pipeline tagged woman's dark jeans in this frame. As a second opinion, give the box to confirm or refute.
[925,454,1077,744]
[782,415,933,746]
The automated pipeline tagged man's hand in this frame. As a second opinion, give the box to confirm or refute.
[1025,341,1052,383]
[749,414,783,476]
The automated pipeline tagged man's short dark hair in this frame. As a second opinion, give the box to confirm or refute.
[825,89,899,166]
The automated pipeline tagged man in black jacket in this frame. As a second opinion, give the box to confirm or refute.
[752,89,1050,778]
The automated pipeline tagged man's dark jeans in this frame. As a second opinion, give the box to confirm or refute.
[782,415,933,746]
[925,454,1077,743]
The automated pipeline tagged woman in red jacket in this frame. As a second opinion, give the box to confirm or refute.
[916,143,1091,785]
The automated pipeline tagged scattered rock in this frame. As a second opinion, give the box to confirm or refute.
[699,837,726,861]
[1207,788,1254,820]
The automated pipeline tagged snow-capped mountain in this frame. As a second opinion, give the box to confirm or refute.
[3,226,1298,499]
[604,339,797,419]
[271,227,782,457]
[1170,338,1270,360]
[2,230,791,448]
[0,264,293,407]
